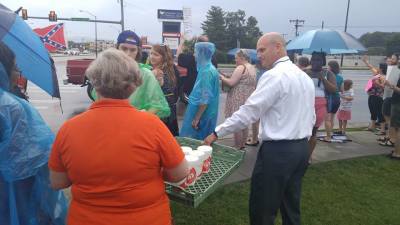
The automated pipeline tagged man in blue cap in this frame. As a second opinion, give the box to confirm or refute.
[90,30,170,118]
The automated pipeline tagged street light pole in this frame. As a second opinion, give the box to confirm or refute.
[340,0,351,66]
[80,10,98,57]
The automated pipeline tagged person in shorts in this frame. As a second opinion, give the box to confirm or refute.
[306,52,337,162]
[380,53,400,146]
[384,65,400,159]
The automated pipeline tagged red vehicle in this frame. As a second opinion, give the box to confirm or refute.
[66,59,94,85]
[66,58,188,102]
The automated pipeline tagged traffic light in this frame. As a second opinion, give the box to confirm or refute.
[49,11,57,22]
[21,9,28,20]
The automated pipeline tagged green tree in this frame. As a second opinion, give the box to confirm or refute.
[385,33,400,55]
[242,16,263,48]
[359,32,400,55]
[225,10,247,49]
[201,6,227,50]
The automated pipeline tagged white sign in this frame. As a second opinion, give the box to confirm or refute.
[163,37,179,50]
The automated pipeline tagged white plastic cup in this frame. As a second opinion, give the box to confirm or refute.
[172,155,199,188]
[197,145,213,174]
[181,146,193,155]
[190,150,206,179]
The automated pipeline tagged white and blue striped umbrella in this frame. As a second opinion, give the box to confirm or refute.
[286,29,366,55]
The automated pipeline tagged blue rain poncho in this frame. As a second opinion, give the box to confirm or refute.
[0,63,67,225]
[180,42,220,140]
[90,64,171,118]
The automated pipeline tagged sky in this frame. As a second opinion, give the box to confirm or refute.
[3,0,400,44]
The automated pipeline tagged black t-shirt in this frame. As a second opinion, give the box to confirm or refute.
[391,78,400,104]
[161,65,181,105]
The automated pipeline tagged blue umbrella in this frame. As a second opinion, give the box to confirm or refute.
[286,29,366,55]
[0,4,60,98]
[227,48,259,64]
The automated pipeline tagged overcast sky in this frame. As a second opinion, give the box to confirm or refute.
[4,0,400,44]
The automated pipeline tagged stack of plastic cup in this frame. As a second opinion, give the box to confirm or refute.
[190,150,206,179]
[172,154,199,189]
[197,145,213,174]
[181,146,193,155]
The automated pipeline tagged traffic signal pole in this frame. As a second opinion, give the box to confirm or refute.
[25,16,121,25]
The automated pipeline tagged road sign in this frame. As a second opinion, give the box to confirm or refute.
[157,9,183,20]
[71,17,90,21]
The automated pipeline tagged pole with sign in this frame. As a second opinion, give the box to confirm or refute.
[158,9,183,56]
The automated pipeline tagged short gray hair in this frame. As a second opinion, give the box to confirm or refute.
[86,48,142,99]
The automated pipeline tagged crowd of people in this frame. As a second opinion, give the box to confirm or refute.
[1,26,400,225]
[362,53,400,158]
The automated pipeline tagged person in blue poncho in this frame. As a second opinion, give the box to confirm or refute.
[180,42,220,140]
[0,42,67,225]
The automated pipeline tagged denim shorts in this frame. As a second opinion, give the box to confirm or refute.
[327,95,341,114]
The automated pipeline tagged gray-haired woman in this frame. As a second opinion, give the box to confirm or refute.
[49,48,188,225]
[220,49,257,149]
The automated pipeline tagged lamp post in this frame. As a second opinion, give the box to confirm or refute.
[79,10,98,57]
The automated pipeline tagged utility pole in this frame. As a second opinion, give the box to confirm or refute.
[119,0,125,31]
[289,19,305,37]
[340,0,351,66]
[321,21,324,29]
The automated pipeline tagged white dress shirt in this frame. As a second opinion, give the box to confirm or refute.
[215,56,316,141]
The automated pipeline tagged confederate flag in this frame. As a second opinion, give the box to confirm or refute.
[33,23,67,53]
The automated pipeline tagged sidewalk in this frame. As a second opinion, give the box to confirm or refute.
[222,131,393,184]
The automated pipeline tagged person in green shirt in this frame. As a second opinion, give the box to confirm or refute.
[90,30,170,118]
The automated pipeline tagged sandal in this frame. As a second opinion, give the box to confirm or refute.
[379,140,395,147]
[375,131,386,136]
[245,140,260,146]
[377,137,387,142]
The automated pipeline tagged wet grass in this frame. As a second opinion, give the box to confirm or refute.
[171,155,400,225]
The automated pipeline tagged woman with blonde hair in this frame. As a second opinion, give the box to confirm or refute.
[150,44,181,135]
[220,49,257,149]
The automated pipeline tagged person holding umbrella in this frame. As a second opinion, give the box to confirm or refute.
[0,42,67,225]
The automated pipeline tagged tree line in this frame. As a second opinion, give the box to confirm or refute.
[359,32,400,56]
[200,6,263,63]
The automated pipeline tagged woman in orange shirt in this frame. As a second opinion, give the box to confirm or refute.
[49,48,188,225]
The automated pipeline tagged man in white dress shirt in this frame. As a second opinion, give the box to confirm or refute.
[204,33,315,225]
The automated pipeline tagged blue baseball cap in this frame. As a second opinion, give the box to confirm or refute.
[117,30,141,46]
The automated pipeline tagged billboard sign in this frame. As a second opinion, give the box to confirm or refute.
[158,9,183,20]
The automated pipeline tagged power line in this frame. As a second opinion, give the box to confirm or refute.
[289,19,305,37]
[304,25,400,29]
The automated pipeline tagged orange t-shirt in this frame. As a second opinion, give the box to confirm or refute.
[49,99,184,225]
